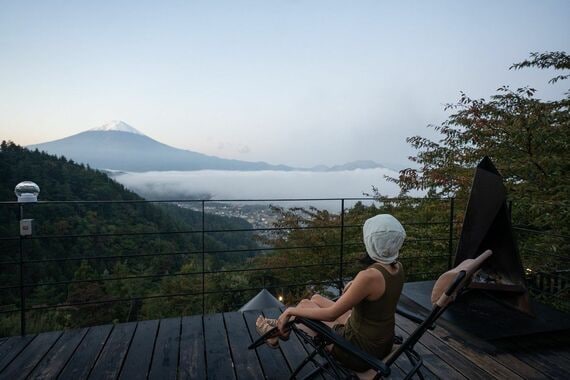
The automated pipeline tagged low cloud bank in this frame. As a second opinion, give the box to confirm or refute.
[113,168,405,209]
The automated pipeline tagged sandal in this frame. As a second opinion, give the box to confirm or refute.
[263,317,291,341]
[256,316,280,348]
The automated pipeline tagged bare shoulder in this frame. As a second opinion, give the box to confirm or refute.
[356,267,385,285]
[358,267,386,300]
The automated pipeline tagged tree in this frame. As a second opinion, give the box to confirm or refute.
[66,260,108,327]
[386,52,569,309]
[389,51,569,230]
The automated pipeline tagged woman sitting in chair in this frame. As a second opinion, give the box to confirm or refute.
[257,214,406,372]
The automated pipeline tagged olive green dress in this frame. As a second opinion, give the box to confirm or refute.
[331,262,405,372]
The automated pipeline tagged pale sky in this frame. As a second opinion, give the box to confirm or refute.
[1,1,568,167]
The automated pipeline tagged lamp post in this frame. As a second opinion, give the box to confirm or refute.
[15,181,39,335]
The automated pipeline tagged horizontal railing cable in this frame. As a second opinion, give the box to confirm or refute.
[9,262,341,289]
[513,227,569,240]
[0,253,454,292]
[2,237,453,266]
[8,280,336,313]
[11,195,554,335]
[0,196,455,206]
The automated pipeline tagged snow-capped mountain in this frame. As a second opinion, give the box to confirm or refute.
[28,121,296,172]
[88,120,143,135]
[27,121,387,172]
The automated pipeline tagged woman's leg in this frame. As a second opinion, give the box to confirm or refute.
[310,294,351,325]
[310,293,335,308]
[296,298,334,328]
[290,298,335,337]
[301,295,347,354]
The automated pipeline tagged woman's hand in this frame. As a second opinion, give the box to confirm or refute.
[277,307,293,333]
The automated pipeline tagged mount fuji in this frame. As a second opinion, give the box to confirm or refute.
[28,121,295,172]
[28,121,386,172]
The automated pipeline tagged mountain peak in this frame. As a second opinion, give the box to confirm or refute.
[89,121,143,135]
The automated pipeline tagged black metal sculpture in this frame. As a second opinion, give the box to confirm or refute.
[454,156,533,315]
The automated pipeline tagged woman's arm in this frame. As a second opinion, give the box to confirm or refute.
[277,268,385,331]
[343,280,353,294]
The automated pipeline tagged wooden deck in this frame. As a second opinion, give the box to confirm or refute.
[0,303,569,379]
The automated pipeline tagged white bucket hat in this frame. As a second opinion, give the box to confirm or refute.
[363,214,406,264]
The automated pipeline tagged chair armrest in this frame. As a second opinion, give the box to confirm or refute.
[294,317,391,377]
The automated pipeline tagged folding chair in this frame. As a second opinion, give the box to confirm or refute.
[249,249,493,380]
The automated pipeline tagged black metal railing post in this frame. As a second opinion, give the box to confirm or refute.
[448,197,455,270]
[19,203,26,336]
[339,199,345,292]
[201,200,205,314]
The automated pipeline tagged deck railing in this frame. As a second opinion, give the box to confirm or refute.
[0,197,567,336]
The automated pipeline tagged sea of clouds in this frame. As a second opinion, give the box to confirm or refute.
[113,168,404,209]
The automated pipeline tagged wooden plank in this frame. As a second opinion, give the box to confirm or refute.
[204,313,236,380]
[398,292,546,379]
[58,324,113,380]
[263,308,323,379]
[148,317,181,380]
[508,331,570,363]
[224,312,264,380]
[396,315,500,380]
[431,321,550,379]
[391,328,437,380]
[493,351,546,380]
[179,315,206,380]
[119,320,159,380]
[392,352,436,380]
[27,328,88,379]
[397,313,529,380]
[394,325,466,380]
[485,344,555,379]
[500,339,570,380]
[242,310,291,380]
[0,335,34,372]
[506,349,563,379]
[89,322,136,380]
[0,331,61,380]
[278,306,338,380]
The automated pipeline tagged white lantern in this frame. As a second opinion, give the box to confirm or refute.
[15,181,40,203]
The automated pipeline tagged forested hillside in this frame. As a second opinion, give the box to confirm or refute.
[0,142,259,335]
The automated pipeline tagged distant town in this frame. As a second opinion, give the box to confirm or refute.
[177,202,279,230]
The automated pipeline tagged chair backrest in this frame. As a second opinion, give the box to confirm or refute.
[385,250,493,369]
